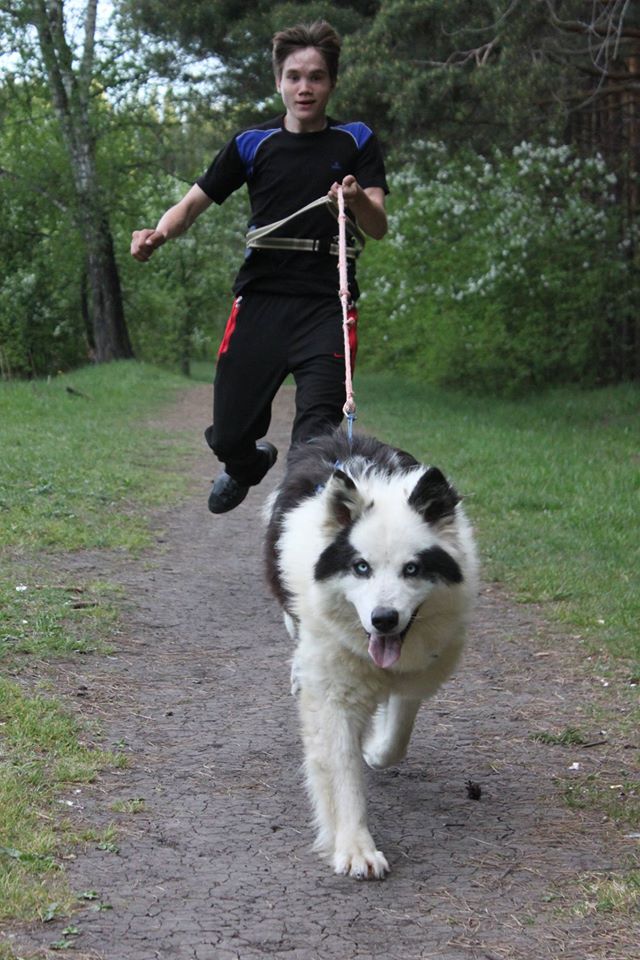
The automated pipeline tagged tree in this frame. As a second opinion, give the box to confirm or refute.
[337,1,640,184]
[118,0,378,109]
[1,0,133,362]
[0,77,92,377]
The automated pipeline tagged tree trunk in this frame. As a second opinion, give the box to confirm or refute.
[83,216,133,361]
[33,0,134,362]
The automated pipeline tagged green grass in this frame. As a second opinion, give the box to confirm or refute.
[0,360,191,552]
[562,774,640,826]
[355,373,640,665]
[0,575,118,659]
[530,727,590,746]
[0,679,121,923]
[571,868,640,918]
[188,358,214,383]
[0,361,200,924]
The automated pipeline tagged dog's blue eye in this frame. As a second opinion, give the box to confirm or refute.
[353,560,371,577]
[403,562,420,577]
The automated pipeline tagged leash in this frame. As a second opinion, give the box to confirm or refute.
[337,185,356,444]
[247,189,359,445]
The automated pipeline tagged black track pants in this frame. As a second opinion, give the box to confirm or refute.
[204,292,357,486]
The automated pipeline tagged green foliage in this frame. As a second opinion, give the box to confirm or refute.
[0,84,88,377]
[2,3,638,386]
[123,0,574,151]
[333,0,564,151]
[359,141,638,392]
[115,176,247,369]
[0,74,243,377]
[122,0,377,102]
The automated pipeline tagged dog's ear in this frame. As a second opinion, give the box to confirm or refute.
[408,467,460,524]
[325,469,366,528]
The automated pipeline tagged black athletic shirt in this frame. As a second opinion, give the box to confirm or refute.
[196,115,389,300]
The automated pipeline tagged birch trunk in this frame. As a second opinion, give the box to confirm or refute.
[33,0,133,361]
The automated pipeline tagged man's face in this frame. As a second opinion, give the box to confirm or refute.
[276,46,335,133]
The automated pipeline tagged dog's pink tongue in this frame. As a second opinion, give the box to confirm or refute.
[368,633,402,669]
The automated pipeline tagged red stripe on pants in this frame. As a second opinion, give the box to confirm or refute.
[217,297,242,359]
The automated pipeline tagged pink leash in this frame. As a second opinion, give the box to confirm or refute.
[337,186,356,439]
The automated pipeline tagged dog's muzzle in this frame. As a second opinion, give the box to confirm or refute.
[366,607,417,670]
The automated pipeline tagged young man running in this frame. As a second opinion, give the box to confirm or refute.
[131,21,388,514]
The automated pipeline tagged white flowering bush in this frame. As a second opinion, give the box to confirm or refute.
[358,141,638,391]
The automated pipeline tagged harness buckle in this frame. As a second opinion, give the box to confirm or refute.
[313,238,333,256]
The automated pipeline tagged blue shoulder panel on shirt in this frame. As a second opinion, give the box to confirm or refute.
[333,122,373,149]
[236,127,281,176]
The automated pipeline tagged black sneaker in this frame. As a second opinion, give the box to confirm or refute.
[207,473,249,514]
[256,440,278,475]
[207,441,278,515]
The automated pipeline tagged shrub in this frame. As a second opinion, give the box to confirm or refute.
[117,180,246,373]
[0,225,88,379]
[358,141,639,392]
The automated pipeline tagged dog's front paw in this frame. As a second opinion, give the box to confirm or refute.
[333,841,390,880]
[362,743,407,770]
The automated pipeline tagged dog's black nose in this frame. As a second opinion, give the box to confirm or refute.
[371,607,399,633]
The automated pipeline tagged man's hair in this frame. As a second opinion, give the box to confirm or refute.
[272,21,342,84]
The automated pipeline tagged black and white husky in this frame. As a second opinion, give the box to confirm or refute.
[265,431,478,879]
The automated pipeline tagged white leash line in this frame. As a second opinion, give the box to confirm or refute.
[337,186,356,422]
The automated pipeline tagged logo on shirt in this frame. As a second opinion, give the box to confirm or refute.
[330,160,342,172]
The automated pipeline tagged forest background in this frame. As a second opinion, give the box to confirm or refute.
[1,0,639,395]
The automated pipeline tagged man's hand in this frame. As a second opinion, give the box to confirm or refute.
[328,174,360,204]
[328,175,387,240]
[130,228,167,262]
[130,186,213,262]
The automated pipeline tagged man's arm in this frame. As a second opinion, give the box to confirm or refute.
[131,184,213,262]
[328,175,387,240]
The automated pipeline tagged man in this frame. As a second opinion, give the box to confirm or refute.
[131,21,388,514]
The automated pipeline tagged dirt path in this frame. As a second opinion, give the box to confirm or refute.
[7,386,637,960]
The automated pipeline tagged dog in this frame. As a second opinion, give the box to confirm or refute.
[264,430,478,879]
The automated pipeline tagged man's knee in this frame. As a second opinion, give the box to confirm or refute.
[204,423,244,461]
[291,407,342,446]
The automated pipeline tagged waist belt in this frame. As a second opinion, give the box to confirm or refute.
[245,195,365,260]
[247,236,358,259]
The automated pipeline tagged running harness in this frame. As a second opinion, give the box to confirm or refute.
[245,195,365,259]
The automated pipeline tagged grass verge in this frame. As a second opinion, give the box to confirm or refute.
[0,360,191,552]
[0,361,199,925]
[0,678,121,924]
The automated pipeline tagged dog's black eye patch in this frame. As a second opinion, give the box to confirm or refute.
[415,546,463,584]
[314,530,358,581]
